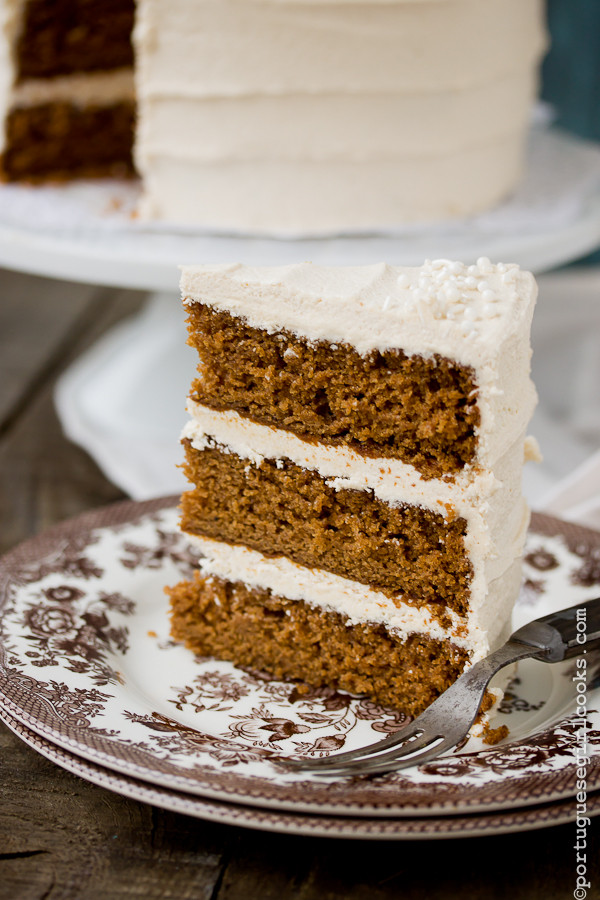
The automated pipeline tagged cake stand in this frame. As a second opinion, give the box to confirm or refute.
[1,125,599,501]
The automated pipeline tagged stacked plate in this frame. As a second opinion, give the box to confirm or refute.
[1,497,599,839]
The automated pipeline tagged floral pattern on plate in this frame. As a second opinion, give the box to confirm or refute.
[0,497,599,816]
[2,709,597,840]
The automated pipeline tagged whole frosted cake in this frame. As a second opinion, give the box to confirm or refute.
[134,0,547,232]
[167,259,538,715]
[1,0,547,233]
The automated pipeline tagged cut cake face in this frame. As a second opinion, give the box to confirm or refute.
[167,259,537,716]
[0,0,135,181]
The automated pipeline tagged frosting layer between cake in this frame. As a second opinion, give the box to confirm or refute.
[184,534,520,662]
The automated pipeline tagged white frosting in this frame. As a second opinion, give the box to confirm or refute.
[134,0,547,231]
[138,72,536,162]
[138,138,526,232]
[8,68,135,108]
[180,259,537,663]
[135,0,545,97]
[187,533,520,662]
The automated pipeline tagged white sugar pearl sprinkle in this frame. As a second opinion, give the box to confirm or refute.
[443,284,461,302]
[483,304,501,318]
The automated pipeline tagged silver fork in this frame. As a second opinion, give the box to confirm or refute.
[282,597,600,777]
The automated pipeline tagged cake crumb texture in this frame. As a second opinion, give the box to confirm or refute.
[481,722,510,745]
[187,304,480,478]
[168,572,469,716]
[181,443,472,616]
[1,101,135,182]
[15,0,135,81]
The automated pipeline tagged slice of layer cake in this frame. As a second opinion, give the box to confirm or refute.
[168,260,538,716]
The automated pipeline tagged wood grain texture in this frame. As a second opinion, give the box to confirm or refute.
[0,269,96,431]
[0,268,597,899]
[0,724,227,900]
[0,273,145,554]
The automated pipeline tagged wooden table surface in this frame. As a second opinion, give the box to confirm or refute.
[0,268,597,900]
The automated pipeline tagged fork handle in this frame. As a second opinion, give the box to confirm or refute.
[511,596,600,662]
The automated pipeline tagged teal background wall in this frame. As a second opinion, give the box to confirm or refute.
[542,0,600,262]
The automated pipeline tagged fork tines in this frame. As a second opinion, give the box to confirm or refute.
[281,714,449,777]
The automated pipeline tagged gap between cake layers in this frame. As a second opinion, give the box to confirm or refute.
[168,260,539,717]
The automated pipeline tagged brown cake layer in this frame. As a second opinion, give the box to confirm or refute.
[16,0,134,81]
[181,442,471,616]
[0,101,135,182]
[168,572,469,716]
[186,304,480,478]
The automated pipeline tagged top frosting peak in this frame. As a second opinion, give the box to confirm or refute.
[180,260,535,367]
[389,258,521,326]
